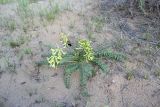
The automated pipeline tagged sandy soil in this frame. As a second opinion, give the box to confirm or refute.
[0,0,160,107]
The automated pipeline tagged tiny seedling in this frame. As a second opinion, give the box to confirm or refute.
[0,57,9,72]
[142,46,155,57]
[47,3,60,21]
[85,18,97,40]
[91,16,105,32]
[9,40,21,48]
[144,73,149,80]
[18,47,32,60]
[9,38,25,48]
[7,61,16,73]
[69,21,75,30]
[39,1,60,22]
[139,0,146,14]
[17,0,34,30]
[8,36,29,48]
[154,69,160,79]
[113,37,126,51]
[17,0,30,19]
[34,96,46,104]
[141,33,152,41]
[156,42,160,48]
[6,19,16,31]
[0,17,16,31]
[52,101,68,107]
[25,88,38,97]
[0,57,16,73]
[23,48,32,54]
[126,71,134,80]
[86,29,94,40]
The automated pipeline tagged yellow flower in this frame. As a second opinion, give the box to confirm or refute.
[78,39,94,61]
[60,33,69,48]
[47,48,64,68]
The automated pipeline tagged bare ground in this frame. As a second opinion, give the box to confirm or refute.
[0,0,160,107]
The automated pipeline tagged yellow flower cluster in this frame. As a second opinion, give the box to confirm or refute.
[47,48,64,68]
[60,33,69,48]
[79,39,94,61]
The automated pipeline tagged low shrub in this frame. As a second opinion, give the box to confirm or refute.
[38,33,126,97]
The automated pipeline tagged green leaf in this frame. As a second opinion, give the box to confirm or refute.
[59,54,75,65]
[82,63,94,78]
[95,49,125,61]
[35,60,49,66]
[64,63,79,88]
[92,59,108,73]
[79,63,94,97]
[79,68,88,96]
[65,63,79,74]
[64,73,72,89]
